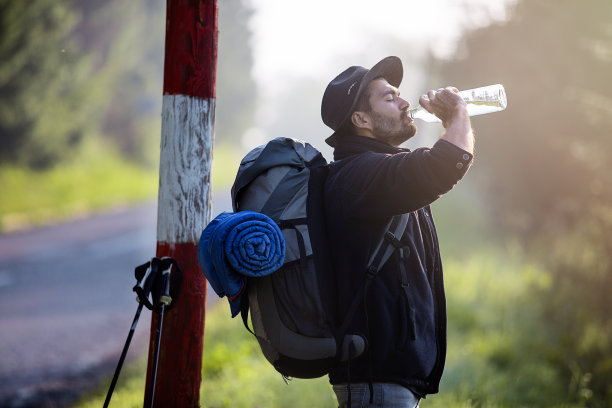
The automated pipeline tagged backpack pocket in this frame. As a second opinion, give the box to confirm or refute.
[271,259,330,337]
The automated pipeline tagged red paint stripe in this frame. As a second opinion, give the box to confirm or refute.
[163,0,218,98]
[144,241,207,406]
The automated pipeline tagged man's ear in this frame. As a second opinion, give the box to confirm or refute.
[350,111,372,131]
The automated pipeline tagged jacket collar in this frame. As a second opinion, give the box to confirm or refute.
[333,134,410,161]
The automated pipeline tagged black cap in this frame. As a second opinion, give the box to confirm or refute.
[321,56,403,147]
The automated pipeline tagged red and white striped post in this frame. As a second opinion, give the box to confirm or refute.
[144,1,218,406]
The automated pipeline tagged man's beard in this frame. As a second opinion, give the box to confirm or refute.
[370,110,417,147]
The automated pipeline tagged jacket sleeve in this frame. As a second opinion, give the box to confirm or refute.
[338,139,473,218]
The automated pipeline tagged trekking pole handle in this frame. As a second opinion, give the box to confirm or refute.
[133,260,157,310]
[159,264,172,306]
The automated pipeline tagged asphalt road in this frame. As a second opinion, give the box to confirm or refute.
[0,194,231,407]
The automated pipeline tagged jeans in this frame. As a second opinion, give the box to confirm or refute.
[333,383,420,408]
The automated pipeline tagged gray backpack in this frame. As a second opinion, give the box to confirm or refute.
[231,137,408,379]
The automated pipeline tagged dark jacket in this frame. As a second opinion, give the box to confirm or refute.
[324,134,472,397]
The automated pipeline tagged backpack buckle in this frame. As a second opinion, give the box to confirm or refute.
[384,231,403,248]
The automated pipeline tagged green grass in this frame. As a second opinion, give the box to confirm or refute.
[75,356,148,408]
[0,158,156,232]
[0,141,241,233]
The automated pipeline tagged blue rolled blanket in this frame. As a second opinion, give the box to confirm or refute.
[198,211,285,317]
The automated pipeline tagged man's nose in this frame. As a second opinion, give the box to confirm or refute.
[399,97,410,110]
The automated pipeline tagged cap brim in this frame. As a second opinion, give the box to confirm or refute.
[362,55,403,91]
[325,56,403,147]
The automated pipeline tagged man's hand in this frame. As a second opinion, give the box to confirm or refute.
[419,87,466,128]
[419,87,474,154]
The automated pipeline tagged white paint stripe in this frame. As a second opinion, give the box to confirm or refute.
[157,94,215,243]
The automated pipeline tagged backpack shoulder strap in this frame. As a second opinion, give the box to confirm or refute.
[365,213,410,278]
[240,292,255,336]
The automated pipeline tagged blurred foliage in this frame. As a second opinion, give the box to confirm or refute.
[0,138,157,231]
[0,0,256,229]
[436,0,612,405]
[216,0,257,147]
[70,0,166,167]
[0,0,255,170]
[0,0,169,169]
[530,209,612,407]
[0,140,239,232]
[210,142,242,189]
[0,0,89,168]
[430,249,567,407]
[436,0,612,237]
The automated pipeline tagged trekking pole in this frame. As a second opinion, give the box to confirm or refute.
[145,259,174,408]
[103,261,156,408]
[103,301,144,408]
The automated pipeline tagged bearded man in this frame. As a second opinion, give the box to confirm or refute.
[321,56,474,408]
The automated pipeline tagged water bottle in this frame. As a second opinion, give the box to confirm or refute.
[409,84,507,122]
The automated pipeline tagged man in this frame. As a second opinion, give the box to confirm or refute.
[321,56,474,407]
